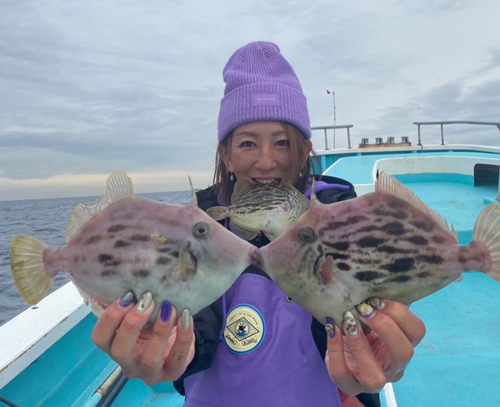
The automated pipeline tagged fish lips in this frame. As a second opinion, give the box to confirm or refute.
[314,254,335,285]
[251,248,264,269]
[179,247,198,280]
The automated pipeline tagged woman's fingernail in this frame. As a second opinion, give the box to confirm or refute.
[119,290,136,307]
[182,309,191,330]
[343,311,359,337]
[357,302,375,318]
[137,292,153,313]
[325,317,336,339]
[161,300,172,322]
[366,298,386,310]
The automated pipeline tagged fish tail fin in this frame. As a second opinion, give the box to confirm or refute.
[10,235,53,305]
[473,202,500,281]
[206,206,227,221]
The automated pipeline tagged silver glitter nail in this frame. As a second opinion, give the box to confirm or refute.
[182,309,191,330]
[137,292,153,313]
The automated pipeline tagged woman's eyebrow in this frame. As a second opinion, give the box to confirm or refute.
[233,131,259,138]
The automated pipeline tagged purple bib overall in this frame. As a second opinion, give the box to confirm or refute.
[183,273,342,407]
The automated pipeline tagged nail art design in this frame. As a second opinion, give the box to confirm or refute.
[325,317,336,339]
[182,309,191,330]
[161,300,172,322]
[137,292,153,313]
[357,302,375,318]
[343,311,359,337]
[119,290,136,307]
[366,297,386,310]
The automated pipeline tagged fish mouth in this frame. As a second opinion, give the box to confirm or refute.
[313,254,334,285]
[179,247,197,279]
[251,248,263,269]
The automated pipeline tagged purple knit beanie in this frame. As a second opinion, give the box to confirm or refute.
[217,41,311,142]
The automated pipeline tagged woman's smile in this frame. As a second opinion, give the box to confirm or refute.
[222,121,293,189]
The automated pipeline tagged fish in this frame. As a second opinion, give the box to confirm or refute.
[206,179,310,241]
[10,170,257,325]
[255,171,500,326]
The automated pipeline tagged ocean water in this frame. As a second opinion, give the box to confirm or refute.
[0,191,192,326]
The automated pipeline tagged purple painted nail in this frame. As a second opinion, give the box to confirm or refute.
[325,317,336,339]
[161,300,172,322]
[119,290,136,307]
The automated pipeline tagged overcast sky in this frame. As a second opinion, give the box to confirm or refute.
[1,0,499,201]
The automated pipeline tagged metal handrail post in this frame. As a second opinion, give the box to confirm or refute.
[417,125,421,145]
[498,179,500,203]
[440,124,445,145]
[311,125,354,150]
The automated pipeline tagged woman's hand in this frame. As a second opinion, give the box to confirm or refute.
[325,299,426,396]
[91,291,195,386]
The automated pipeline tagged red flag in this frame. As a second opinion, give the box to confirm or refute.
[326,90,331,94]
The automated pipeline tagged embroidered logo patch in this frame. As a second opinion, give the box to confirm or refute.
[253,93,280,106]
[223,304,265,354]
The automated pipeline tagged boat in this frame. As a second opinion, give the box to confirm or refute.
[1,120,499,407]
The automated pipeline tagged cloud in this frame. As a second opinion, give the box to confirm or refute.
[1,0,499,199]
[0,170,213,201]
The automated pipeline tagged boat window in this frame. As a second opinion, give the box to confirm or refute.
[474,164,499,187]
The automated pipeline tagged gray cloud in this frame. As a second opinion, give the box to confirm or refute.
[0,0,499,199]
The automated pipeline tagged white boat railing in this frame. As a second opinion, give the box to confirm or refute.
[413,120,500,146]
[311,125,354,150]
[313,121,500,151]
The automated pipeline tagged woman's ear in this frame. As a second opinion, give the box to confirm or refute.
[218,143,233,173]
[305,139,313,155]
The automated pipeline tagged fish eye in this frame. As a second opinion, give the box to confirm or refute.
[299,227,316,242]
[193,222,210,237]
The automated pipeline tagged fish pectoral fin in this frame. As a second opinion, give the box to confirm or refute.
[179,249,196,280]
[90,299,108,318]
[316,255,335,285]
[10,235,53,305]
[77,287,93,305]
[206,206,228,221]
[229,220,259,241]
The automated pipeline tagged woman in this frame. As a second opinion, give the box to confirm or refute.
[92,41,426,407]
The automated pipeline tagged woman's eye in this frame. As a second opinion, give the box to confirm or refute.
[276,139,290,147]
[239,141,255,148]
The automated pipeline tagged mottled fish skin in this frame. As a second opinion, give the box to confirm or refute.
[10,171,257,326]
[206,181,310,241]
[257,172,500,326]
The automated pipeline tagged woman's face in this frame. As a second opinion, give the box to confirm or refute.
[220,121,311,190]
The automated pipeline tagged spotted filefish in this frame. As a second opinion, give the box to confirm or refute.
[256,172,500,326]
[10,170,257,325]
[206,180,310,241]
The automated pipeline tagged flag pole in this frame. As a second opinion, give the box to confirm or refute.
[327,90,336,149]
[332,91,336,149]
